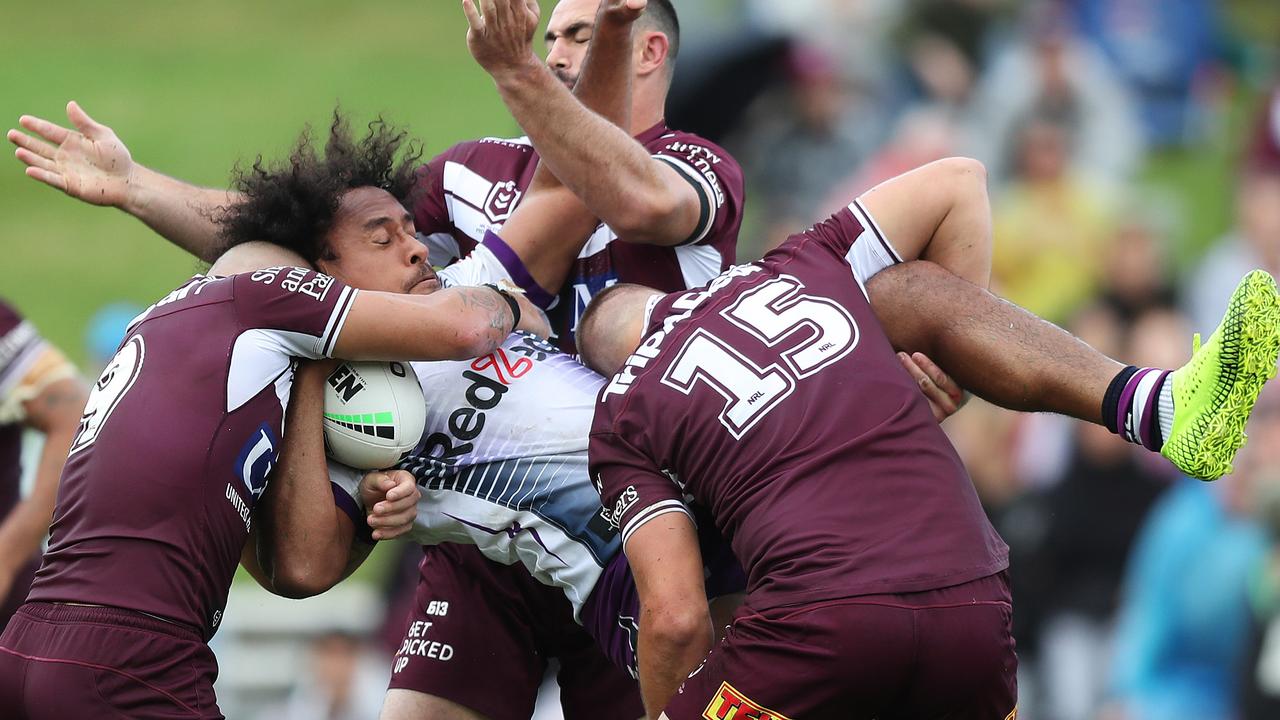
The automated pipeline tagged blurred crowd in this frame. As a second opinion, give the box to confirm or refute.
[26,1,1280,718]
[679,1,1280,718]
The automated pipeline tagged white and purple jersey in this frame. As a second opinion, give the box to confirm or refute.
[330,331,611,617]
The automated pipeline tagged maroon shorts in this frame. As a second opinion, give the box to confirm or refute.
[0,602,222,719]
[388,543,644,720]
[667,572,1017,720]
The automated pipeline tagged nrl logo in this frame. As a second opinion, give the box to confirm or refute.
[485,180,522,222]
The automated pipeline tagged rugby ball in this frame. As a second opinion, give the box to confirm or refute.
[322,361,426,470]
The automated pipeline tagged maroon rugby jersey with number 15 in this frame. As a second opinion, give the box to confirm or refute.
[412,121,745,353]
[590,205,1008,612]
[27,268,356,639]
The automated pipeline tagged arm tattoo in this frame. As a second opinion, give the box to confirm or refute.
[455,287,515,350]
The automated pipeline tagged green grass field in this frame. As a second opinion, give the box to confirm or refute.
[0,0,558,363]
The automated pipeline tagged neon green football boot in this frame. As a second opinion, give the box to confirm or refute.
[1161,270,1280,480]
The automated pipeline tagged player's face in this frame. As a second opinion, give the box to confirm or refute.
[545,0,601,90]
[319,187,440,296]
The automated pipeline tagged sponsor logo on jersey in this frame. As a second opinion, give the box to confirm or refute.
[416,335,554,470]
[612,485,640,525]
[663,141,727,206]
[603,264,762,401]
[702,682,792,720]
[1004,708,1018,720]
[234,422,279,504]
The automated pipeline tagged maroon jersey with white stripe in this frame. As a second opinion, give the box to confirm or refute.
[28,268,356,638]
[590,207,1008,611]
[413,122,745,353]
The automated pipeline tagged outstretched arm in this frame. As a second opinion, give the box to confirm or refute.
[463,0,641,297]
[9,102,236,262]
[466,0,702,247]
[335,284,547,361]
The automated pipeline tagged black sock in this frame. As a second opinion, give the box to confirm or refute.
[1102,366,1139,435]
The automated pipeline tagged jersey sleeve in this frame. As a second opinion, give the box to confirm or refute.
[0,302,77,424]
[651,136,745,249]
[776,199,904,289]
[435,230,557,309]
[232,267,357,359]
[590,429,691,549]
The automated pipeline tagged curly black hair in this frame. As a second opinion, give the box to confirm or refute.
[215,112,424,264]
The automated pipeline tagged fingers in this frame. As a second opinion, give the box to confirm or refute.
[462,0,484,32]
[368,478,420,540]
[15,147,57,174]
[898,352,958,420]
[23,166,69,193]
[17,115,71,146]
[910,352,963,404]
[7,128,59,160]
[65,101,104,140]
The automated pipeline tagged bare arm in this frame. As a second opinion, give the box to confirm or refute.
[0,377,87,602]
[251,362,421,598]
[9,102,236,262]
[462,0,641,297]
[334,284,546,361]
[466,0,699,247]
[628,513,713,718]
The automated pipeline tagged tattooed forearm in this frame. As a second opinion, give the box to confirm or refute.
[453,286,516,353]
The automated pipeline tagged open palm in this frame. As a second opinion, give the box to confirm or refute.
[8,101,133,207]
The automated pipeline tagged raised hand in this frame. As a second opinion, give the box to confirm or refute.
[7,101,134,207]
[462,0,542,77]
[599,0,647,26]
[898,351,969,423]
[359,469,422,541]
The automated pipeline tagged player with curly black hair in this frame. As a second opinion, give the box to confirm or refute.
[215,113,423,267]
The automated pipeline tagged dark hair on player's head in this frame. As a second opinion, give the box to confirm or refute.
[578,283,659,376]
[641,0,680,68]
[215,111,423,264]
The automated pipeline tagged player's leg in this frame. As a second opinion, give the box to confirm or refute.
[856,157,993,289]
[867,260,1280,479]
[381,545,544,720]
[381,690,489,720]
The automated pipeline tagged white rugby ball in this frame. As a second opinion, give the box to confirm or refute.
[322,361,426,470]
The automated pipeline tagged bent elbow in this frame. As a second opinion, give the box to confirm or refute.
[271,560,341,600]
[613,191,687,245]
[938,156,988,188]
[646,604,712,650]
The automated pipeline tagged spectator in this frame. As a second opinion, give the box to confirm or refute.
[257,631,386,720]
[744,45,872,252]
[969,0,1145,186]
[991,110,1116,323]
[1105,381,1275,719]
[1035,306,1183,720]
[1185,86,1280,336]
[1070,0,1227,148]
[1238,395,1280,719]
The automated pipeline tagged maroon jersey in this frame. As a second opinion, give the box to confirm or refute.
[28,268,357,638]
[413,122,745,352]
[590,203,1008,612]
